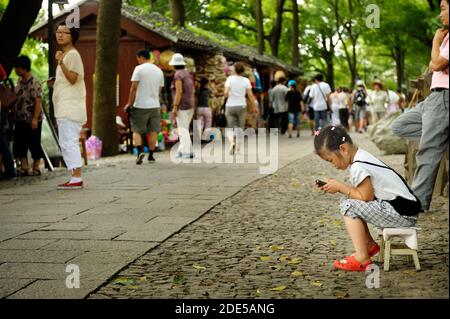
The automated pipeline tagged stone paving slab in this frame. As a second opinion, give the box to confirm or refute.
[6,279,104,299]
[0,230,35,242]
[16,229,127,241]
[39,223,91,231]
[0,279,35,299]
[0,239,57,250]
[0,249,82,263]
[114,223,188,242]
[0,261,125,281]
[42,239,158,253]
[68,250,147,266]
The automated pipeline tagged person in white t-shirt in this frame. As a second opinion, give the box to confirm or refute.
[124,49,164,164]
[224,62,258,155]
[308,74,332,130]
[50,23,87,190]
[313,126,421,271]
[386,89,404,115]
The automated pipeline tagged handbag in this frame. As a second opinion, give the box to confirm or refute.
[0,79,16,111]
[213,98,227,127]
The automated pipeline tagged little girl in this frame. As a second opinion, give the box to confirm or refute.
[314,126,422,271]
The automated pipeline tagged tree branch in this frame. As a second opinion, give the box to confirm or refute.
[215,15,259,34]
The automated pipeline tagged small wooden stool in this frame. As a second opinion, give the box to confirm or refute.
[378,227,421,271]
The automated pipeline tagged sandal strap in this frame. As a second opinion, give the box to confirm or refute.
[334,255,372,271]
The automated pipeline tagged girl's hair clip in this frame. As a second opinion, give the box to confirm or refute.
[331,126,336,131]
[314,130,321,136]
[342,136,346,142]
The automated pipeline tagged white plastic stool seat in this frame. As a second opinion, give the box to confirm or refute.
[376,227,421,271]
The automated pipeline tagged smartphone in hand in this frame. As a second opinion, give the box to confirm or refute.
[315,179,327,187]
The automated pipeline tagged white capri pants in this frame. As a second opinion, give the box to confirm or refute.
[57,118,83,170]
[176,109,195,155]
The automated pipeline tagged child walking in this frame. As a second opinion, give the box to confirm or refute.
[314,126,422,271]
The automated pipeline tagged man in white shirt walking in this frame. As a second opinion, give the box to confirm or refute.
[309,74,332,130]
[124,49,164,164]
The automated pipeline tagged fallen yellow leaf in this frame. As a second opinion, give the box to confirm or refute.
[330,240,337,246]
[192,264,206,271]
[270,286,287,291]
[279,255,289,262]
[291,271,303,277]
[260,256,272,261]
[288,258,303,264]
[255,245,261,251]
[270,245,284,251]
[290,182,301,188]
[332,220,342,226]
[334,291,349,299]
[311,281,323,287]
[256,289,261,295]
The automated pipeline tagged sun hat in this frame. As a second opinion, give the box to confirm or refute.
[169,53,186,66]
[288,80,297,87]
[372,78,384,88]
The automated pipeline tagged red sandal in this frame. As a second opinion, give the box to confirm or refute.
[368,243,380,258]
[333,255,372,271]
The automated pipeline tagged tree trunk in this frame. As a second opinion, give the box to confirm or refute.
[269,0,286,57]
[255,0,265,54]
[320,32,335,90]
[0,0,43,75]
[427,0,441,11]
[149,0,157,11]
[326,53,335,90]
[291,0,299,66]
[92,0,122,157]
[169,0,185,27]
[393,45,406,92]
[333,0,358,88]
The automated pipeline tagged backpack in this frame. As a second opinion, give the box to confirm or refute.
[0,79,16,111]
[354,89,366,107]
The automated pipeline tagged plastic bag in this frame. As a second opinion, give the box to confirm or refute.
[85,135,102,160]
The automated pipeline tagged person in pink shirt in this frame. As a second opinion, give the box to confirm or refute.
[392,0,449,212]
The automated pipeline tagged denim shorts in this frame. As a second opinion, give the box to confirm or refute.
[288,112,300,126]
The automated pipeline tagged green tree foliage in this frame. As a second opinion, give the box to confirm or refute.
[4,0,441,95]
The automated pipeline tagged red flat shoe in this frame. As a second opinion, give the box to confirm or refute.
[368,243,380,257]
[57,181,83,190]
[333,255,372,271]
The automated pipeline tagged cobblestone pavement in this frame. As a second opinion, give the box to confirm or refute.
[90,133,449,299]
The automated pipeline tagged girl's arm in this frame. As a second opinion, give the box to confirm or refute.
[429,28,449,72]
[322,177,374,202]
